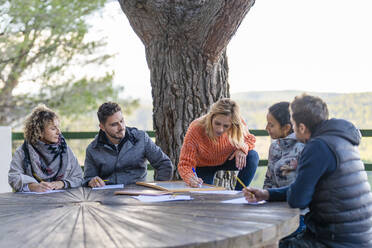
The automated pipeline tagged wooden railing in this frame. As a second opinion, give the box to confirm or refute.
[12,129,372,171]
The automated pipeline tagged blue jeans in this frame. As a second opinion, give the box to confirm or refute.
[196,150,259,190]
[284,215,306,239]
[279,229,327,248]
[295,215,306,235]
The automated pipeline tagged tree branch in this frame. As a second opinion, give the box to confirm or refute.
[0,29,37,98]
[119,0,254,61]
[202,0,255,62]
[119,0,217,47]
[0,51,27,64]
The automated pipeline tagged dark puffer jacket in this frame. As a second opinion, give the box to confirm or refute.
[308,118,372,248]
[83,127,174,186]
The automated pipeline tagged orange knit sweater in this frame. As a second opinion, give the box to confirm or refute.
[178,119,256,184]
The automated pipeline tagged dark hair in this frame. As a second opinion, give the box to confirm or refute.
[268,102,292,131]
[97,102,121,124]
[290,94,329,134]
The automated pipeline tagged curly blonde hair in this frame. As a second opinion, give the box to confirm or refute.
[199,98,246,147]
[24,105,59,145]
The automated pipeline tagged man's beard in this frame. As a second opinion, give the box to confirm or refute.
[107,130,125,141]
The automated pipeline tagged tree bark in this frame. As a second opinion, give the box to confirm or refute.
[119,0,255,187]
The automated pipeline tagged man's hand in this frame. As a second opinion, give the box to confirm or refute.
[229,150,246,170]
[28,182,53,192]
[243,187,269,202]
[88,176,106,188]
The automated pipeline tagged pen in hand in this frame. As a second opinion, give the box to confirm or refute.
[191,167,202,188]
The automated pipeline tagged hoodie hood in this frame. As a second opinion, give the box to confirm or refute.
[312,118,361,146]
[277,132,299,150]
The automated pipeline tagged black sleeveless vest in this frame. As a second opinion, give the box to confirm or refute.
[307,119,372,247]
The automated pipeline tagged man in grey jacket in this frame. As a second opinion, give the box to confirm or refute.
[84,102,173,187]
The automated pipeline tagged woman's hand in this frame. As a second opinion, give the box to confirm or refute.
[28,182,53,192]
[280,160,298,176]
[188,175,203,188]
[243,187,269,202]
[229,150,246,170]
[88,176,106,188]
[50,181,65,190]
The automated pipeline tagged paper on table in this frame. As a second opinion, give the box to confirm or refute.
[132,195,192,203]
[221,197,266,205]
[114,190,171,196]
[18,189,65,195]
[92,184,124,190]
[189,190,241,195]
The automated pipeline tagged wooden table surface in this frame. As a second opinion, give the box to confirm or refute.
[0,185,299,248]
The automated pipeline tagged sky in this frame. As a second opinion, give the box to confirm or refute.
[92,0,372,101]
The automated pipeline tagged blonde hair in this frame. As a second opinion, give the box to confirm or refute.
[200,98,246,147]
[24,105,59,145]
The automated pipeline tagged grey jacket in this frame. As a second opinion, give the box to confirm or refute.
[8,144,83,192]
[309,119,372,247]
[83,127,174,186]
[264,133,305,189]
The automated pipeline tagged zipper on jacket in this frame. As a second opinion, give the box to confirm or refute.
[114,146,119,184]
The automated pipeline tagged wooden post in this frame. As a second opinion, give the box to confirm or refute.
[0,126,12,193]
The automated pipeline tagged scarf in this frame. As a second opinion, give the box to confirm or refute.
[22,135,68,182]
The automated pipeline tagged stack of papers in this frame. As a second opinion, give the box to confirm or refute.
[221,197,266,205]
[18,190,66,195]
[92,184,124,190]
[189,190,240,195]
[132,195,192,203]
[114,190,171,196]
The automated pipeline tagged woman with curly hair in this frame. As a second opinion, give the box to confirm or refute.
[178,98,259,189]
[8,105,83,192]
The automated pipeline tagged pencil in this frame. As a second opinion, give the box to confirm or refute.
[234,175,254,197]
[95,178,108,182]
[234,175,247,189]
[33,173,44,182]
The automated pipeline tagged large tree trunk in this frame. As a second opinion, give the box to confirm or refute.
[119,0,255,188]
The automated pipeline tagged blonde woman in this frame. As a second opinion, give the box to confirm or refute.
[8,105,83,192]
[178,98,259,189]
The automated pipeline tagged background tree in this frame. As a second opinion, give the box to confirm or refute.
[0,0,132,126]
[119,0,255,187]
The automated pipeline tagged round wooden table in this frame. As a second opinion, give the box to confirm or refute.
[0,185,299,248]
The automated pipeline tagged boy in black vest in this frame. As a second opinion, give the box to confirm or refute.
[244,94,372,247]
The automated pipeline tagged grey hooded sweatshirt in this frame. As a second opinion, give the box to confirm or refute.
[264,132,305,189]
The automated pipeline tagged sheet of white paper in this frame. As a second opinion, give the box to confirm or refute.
[132,195,192,203]
[189,190,241,195]
[92,184,124,190]
[221,197,266,205]
[18,189,65,195]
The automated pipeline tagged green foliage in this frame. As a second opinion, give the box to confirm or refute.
[231,91,372,188]
[59,97,140,132]
[232,91,372,169]
[0,0,131,126]
[232,91,372,129]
